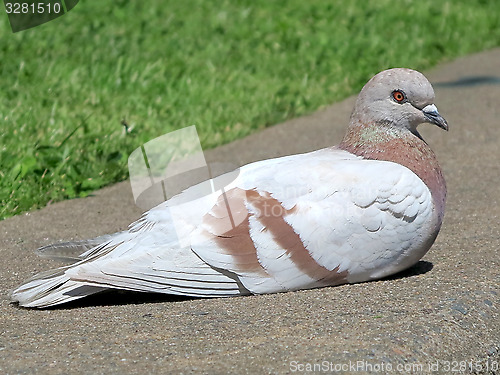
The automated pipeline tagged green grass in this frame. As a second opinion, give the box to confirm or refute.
[1,0,500,220]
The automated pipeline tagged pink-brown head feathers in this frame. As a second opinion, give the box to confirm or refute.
[350,68,448,133]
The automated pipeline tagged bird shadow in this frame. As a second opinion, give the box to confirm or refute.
[382,260,434,282]
[433,75,500,88]
[11,290,196,311]
[62,290,197,310]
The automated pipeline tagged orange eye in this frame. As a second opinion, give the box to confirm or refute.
[392,90,406,103]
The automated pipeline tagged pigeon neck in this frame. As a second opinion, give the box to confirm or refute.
[339,121,446,222]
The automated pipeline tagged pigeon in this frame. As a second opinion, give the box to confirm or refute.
[11,68,448,308]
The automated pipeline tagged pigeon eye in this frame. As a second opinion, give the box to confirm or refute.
[392,90,406,103]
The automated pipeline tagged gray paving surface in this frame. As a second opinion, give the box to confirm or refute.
[1,49,499,374]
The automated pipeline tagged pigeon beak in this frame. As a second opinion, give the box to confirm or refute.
[422,104,448,131]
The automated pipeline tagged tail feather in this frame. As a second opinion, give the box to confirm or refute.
[11,269,106,308]
[11,278,107,308]
[35,234,117,264]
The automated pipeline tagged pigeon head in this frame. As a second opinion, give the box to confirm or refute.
[351,68,448,132]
